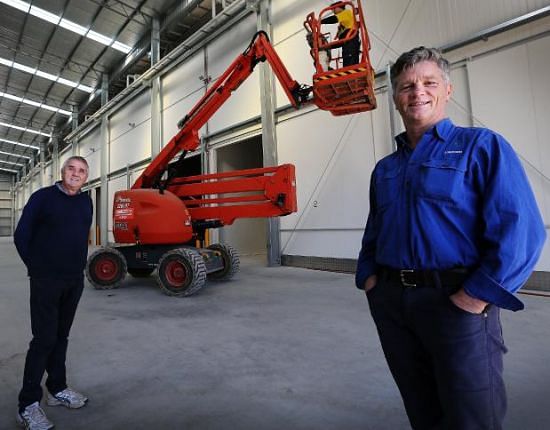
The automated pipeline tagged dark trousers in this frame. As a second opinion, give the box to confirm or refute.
[340,30,360,67]
[367,276,507,430]
[18,277,84,412]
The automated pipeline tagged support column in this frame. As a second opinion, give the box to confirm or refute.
[21,165,27,204]
[206,139,220,244]
[10,177,15,233]
[151,16,162,158]
[29,156,35,180]
[100,74,110,246]
[257,0,280,266]
[463,62,475,127]
[71,105,79,155]
[39,140,46,188]
[52,133,59,184]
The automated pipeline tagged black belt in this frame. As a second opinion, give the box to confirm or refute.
[380,266,471,288]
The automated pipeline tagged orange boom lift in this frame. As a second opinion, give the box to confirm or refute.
[85,2,376,296]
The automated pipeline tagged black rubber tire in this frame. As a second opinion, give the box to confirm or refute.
[86,247,127,290]
[156,248,207,297]
[127,268,155,278]
[207,243,240,281]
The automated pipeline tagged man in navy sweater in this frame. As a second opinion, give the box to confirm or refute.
[15,156,93,430]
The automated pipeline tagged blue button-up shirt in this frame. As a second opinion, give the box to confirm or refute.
[355,118,546,311]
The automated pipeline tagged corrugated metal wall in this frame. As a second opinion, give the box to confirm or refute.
[0,174,13,236]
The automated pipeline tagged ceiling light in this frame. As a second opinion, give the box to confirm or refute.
[0,91,71,116]
[0,0,28,13]
[0,167,18,173]
[0,159,25,167]
[0,121,50,137]
[0,57,93,93]
[0,0,132,54]
[87,31,113,46]
[59,18,88,36]
[0,137,40,150]
[0,149,31,159]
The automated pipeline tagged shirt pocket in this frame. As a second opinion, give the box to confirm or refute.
[375,166,401,210]
[418,159,466,204]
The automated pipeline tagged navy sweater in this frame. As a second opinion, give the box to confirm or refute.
[14,184,93,279]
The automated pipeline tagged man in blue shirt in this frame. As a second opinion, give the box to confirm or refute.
[15,156,93,430]
[356,47,546,429]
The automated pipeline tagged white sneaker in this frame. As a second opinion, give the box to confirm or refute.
[46,387,88,409]
[16,401,54,430]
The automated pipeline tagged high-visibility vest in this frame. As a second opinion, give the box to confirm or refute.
[336,9,355,37]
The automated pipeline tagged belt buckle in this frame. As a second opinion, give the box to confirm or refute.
[400,269,416,287]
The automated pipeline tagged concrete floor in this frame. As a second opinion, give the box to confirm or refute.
[1,236,549,430]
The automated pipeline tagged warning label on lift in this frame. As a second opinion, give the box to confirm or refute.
[114,198,134,220]
[114,207,134,220]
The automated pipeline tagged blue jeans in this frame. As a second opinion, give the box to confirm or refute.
[18,277,84,412]
[367,277,507,429]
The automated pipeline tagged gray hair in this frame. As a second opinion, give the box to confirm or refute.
[390,46,450,91]
[61,156,89,173]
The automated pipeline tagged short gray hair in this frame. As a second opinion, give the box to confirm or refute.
[61,156,89,173]
[390,46,450,91]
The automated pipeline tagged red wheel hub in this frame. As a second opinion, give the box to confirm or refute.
[165,259,188,288]
[94,256,118,281]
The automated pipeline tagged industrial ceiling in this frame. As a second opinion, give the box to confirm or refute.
[0,0,243,178]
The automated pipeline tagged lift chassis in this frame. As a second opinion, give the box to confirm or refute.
[85,2,377,297]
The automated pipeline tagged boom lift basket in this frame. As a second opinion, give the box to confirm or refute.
[305,0,376,116]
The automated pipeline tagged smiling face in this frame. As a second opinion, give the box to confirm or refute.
[61,158,89,195]
[393,60,452,139]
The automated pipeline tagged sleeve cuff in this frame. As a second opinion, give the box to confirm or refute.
[463,270,524,311]
[355,261,377,290]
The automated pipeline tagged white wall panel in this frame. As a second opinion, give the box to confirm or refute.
[469,47,539,161]
[206,14,260,134]
[31,173,40,193]
[525,37,550,189]
[278,107,380,258]
[537,242,550,272]
[110,90,151,142]
[108,88,152,173]
[17,188,24,209]
[361,0,410,69]
[468,36,550,271]
[162,50,204,116]
[131,166,146,185]
[78,127,101,182]
[370,90,394,163]
[447,65,472,127]
[110,119,151,173]
[272,0,325,42]
[281,229,363,259]
[162,50,206,144]
[372,0,550,68]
